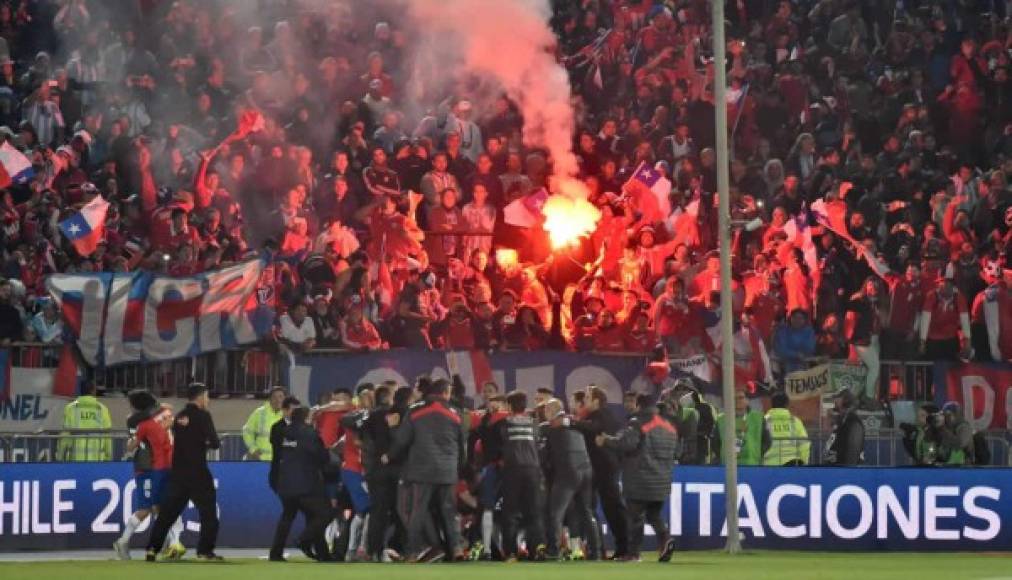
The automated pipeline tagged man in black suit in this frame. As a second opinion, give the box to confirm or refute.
[276,406,332,561]
[146,383,222,562]
[268,396,304,561]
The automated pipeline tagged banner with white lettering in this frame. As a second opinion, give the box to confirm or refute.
[668,466,1009,550]
[936,362,1012,431]
[2,463,1009,551]
[45,259,272,366]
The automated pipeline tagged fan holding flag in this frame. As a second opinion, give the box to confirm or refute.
[0,140,34,188]
[59,192,110,256]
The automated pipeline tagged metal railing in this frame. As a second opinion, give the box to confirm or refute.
[4,427,1009,467]
[5,342,948,400]
[0,429,254,464]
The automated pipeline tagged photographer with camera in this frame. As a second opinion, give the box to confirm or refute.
[900,403,945,466]
[939,402,975,466]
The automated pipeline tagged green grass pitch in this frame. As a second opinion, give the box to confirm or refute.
[3,552,1011,580]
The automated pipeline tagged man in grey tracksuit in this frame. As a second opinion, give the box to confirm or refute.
[540,398,601,560]
[384,379,465,562]
[598,393,678,563]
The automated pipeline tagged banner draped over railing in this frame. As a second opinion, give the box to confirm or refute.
[935,361,1012,431]
[45,259,273,367]
[289,350,655,406]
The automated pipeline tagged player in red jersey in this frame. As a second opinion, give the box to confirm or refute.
[114,404,184,560]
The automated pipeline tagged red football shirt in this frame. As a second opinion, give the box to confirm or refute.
[136,416,172,472]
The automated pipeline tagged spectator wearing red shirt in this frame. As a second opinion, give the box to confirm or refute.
[432,298,478,350]
[150,206,201,253]
[919,276,971,361]
[340,305,385,351]
[624,309,657,353]
[573,295,604,352]
[747,275,787,344]
[653,278,713,358]
[594,310,627,352]
[878,262,926,358]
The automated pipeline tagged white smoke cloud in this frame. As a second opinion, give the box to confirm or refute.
[407,0,580,179]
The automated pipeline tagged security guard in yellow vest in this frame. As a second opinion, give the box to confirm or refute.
[242,387,286,460]
[763,392,810,466]
[57,381,113,461]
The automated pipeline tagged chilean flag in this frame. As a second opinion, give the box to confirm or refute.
[503,187,548,228]
[0,141,34,188]
[625,161,672,222]
[59,195,110,256]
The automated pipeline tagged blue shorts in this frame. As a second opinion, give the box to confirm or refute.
[134,470,169,510]
[479,464,500,508]
[341,469,370,513]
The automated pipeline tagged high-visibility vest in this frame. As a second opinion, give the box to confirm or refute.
[717,410,765,466]
[763,408,810,466]
[58,396,113,461]
[242,404,283,461]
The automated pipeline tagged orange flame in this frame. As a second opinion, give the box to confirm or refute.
[542,178,601,249]
[495,248,519,269]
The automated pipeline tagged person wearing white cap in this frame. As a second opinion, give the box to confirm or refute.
[448,99,483,162]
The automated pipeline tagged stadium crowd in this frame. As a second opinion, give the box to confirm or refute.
[0,0,1009,409]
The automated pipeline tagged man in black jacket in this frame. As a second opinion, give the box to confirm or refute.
[358,385,403,561]
[599,394,678,563]
[268,396,304,561]
[574,385,630,560]
[146,383,222,562]
[826,389,865,466]
[277,406,333,560]
[384,379,465,562]
[492,391,545,561]
[541,398,600,561]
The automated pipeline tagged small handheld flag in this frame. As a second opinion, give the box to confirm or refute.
[59,195,110,256]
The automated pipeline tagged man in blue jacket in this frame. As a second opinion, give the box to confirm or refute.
[774,309,817,375]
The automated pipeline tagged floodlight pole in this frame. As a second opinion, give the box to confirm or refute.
[711,0,742,555]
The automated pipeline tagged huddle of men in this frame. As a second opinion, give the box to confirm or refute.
[250,376,824,564]
[112,372,905,563]
[103,351,991,564]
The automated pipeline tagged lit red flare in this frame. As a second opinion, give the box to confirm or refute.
[542,195,600,249]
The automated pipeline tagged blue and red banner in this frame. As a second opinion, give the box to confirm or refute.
[290,350,658,407]
[45,259,273,367]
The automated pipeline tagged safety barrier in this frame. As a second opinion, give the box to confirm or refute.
[3,427,1010,468]
[0,430,251,464]
[5,342,948,400]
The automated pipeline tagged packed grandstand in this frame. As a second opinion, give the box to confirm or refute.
[0,0,1008,405]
